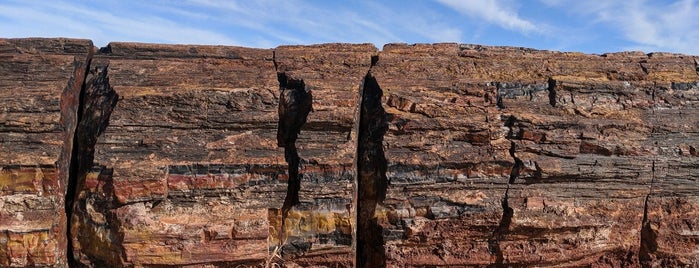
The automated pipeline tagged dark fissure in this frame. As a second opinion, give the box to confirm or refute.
[64,62,119,267]
[489,186,514,266]
[505,116,523,184]
[63,56,92,267]
[488,116,518,266]
[276,72,312,243]
[356,71,389,268]
[639,160,658,267]
[547,77,557,107]
[508,141,524,184]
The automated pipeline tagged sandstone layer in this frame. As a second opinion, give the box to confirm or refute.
[0,38,698,267]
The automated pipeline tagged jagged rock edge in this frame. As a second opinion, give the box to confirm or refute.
[60,51,93,267]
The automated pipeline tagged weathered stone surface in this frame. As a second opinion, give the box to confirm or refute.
[0,38,93,267]
[71,43,280,267]
[0,39,698,267]
[371,43,699,266]
[274,44,377,267]
[67,42,377,267]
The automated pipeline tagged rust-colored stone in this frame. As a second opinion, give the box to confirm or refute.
[0,38,94,267]
[1,39,698,267]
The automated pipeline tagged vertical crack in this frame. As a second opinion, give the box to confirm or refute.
[488,186,514,266]
[488,115,518,265]
[505,116,523,184]
[508,141,524,184]
[547,77,557,107]
[68,64,119,266]
[496,83,506,109]
[639,79,659,267]
[356,70,388,268]
[60,53,92,267]
[639,160,657,267]
[276,71,312,244]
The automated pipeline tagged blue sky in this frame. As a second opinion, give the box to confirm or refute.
[1,0,697,55]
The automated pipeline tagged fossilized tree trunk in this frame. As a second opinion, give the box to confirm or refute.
[1,38,698,267]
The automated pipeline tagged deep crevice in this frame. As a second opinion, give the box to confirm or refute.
[275,71,312,245]
[488,186,514,266]
[639,160,658,267]
[504,116,523,184]
[496,85,505,109]
[68,64,119,267]
[370,55,379,67]
[487,115,519,266]
[508,141,524,184]
[63,54,93,268]
[547,77,557,107]
[356,71,388,268]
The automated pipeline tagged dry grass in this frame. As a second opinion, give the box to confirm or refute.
[264,242,284,268]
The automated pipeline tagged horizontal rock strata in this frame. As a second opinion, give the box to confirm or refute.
[0,38,697,267]
[0,38,94,267]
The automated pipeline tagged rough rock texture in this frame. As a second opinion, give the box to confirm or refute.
[72,43,280,267]
[370,44,699,267]
[75,43,374,267]
[274,44,376,267]
[0,38,93,267]
[0,38,698,267]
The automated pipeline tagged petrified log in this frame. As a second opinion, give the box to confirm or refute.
[0,38,93,267]
[0,38,698,267]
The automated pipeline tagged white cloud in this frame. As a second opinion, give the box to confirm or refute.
[539,0,699,55]
[0,0,467,49]
[435,0,544,34]
[360,1,463,44]
[620,0,699,55]
[182,0,461,47]
[0,0,239,47]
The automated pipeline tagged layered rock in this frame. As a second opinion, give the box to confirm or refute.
[0,38,94,267]
[0,38,697,267]
[370,44,699,266]
[273,44,376,267]
[69,43,377,267]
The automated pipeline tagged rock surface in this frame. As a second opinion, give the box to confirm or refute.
[0,38,94,267]
[371,44,699,266]
[0,38,698,267]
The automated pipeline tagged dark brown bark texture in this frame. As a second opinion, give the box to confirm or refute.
[1,39,698,267]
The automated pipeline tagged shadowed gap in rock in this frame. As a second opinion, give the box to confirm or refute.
[356,71,388,268]
[276,72,312,245]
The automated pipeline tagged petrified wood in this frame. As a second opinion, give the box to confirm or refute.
[0,38,697,267]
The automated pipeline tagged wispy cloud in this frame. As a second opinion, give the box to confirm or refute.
[359,1,463,44]
[0,0,239,47]
[2,0,695,54]
[180,0,462,47]
[617,0,698,54]
[435,0,545,35]
[540,0,699,55]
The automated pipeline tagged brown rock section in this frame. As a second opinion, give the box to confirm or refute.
[0,38,93,267]
[371,44,699,266]
[272,44,376,267]
[72,43,279,267]
[0,38,698,267]
[71,42,376,267]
